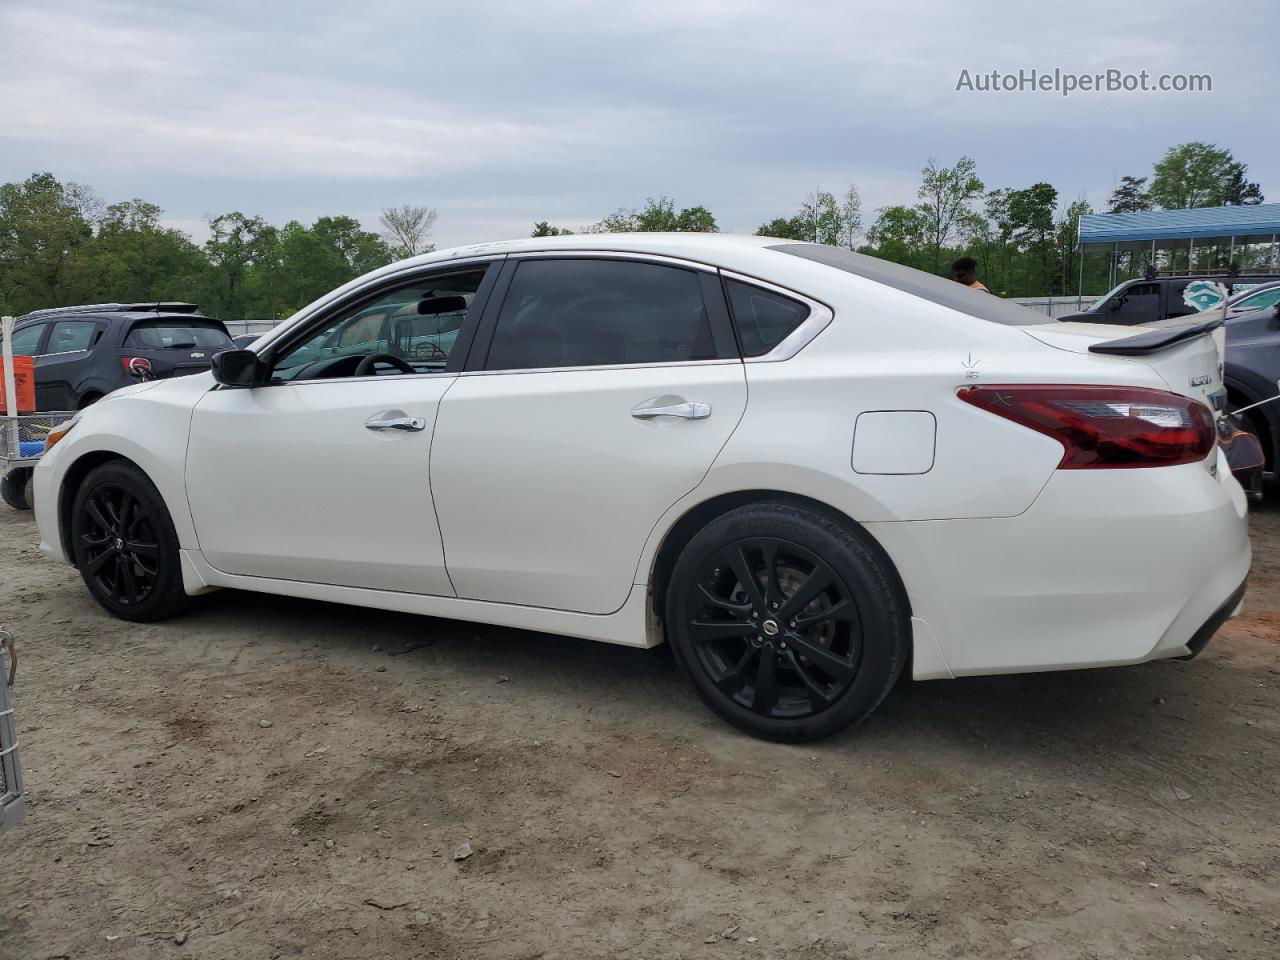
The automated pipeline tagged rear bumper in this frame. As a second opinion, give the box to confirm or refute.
[1180,577,1247,660]
[869,454,1251,679]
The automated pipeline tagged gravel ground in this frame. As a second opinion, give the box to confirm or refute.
[0,501,1277,960]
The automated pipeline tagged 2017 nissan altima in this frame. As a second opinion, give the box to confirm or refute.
[32,234,1250,741]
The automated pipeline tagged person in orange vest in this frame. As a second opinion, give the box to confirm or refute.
[950,257,989,292]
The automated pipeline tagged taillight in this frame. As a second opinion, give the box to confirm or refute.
[958,384,1215,468]
[120,356,153,381]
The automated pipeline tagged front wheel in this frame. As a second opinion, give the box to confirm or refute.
[70,461,190,622]
[665,503,909,742]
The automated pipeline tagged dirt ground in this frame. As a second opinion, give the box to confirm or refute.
[0,501,1277,960]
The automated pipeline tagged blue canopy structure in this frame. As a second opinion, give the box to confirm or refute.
[1076,204,1280,292]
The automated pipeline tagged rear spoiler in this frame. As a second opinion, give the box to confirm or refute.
[1088,318,1223,356]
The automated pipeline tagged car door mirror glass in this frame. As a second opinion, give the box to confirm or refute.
[211,349,266,387]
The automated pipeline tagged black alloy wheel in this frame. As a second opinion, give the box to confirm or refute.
[686,537,861,719]
[666,502,908,742]
[71,461,189,622]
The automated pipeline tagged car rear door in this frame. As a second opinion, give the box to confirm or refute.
[429,255,746,615]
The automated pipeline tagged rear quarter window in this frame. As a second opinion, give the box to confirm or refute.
[724,279,810,356]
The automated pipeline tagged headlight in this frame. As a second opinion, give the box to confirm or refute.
[43,416,80,453]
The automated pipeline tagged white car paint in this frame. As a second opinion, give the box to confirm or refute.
[34,233,1249,685]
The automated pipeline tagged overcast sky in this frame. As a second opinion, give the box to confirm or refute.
[2,0,1276,248]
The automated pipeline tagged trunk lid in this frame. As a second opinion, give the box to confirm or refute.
[1024,321,1226,413]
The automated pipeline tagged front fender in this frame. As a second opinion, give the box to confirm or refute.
[35,376,210,557]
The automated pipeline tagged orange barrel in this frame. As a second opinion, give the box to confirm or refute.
[0,356,35,414]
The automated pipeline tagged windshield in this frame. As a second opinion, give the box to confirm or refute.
[125,320,233,349]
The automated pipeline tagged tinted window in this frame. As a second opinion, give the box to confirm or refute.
[1162,281,1194,318]
[271,269,485,382]
[9,323,44,355]
[725,279,810,356]
[773,243,1049,327]
[485,259,716,370]
[124,321,233,349]
[1236,287,1280,312]
[45,320,97,354]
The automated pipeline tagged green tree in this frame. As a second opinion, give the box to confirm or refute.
[1006,182,1058,293]
[756,185,861,248]
[81,199,209,304]
[754,216,809,240]
[864,205,930,269]
[1107,176,1152,213]
[1222,162,1264,205]
[1054,198,1092,295]
[531,221,573,237]
[202,212,279,321]
[1149,142,1259,209]
[916,156,984,273]
[590,196,718,233]
[0,172,96,314]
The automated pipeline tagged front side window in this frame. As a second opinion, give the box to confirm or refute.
[485,259,716,371]
[9,322,44,355]
[45,320,97,354]
[725,278,810,356]
[270,269,486,382]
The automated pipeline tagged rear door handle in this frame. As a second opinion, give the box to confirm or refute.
[365,415,427,432]
[630,401,711,420]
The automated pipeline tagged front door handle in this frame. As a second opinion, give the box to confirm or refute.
[630,401,711,420]
[365,415,427,432]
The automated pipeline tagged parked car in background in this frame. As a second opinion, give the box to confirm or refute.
[232,333,262,349]
[1223,280,1280,319]
[33,235,1248,742]
[1223,301,1280,479]
[8,303,233,410]
[1060,274,1280,326]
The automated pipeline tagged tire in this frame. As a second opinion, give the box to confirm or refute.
[77,393,103,410]
[1,468,33,511]
[70,461,190,622]
[665,502,909,742]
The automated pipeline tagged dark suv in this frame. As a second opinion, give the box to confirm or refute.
[1060,274,1280,326]
[8,303,233,409]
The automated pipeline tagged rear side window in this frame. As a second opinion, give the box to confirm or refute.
[485,259,717,370]
[125,321,233,349]
[725,279,810,356]
[46,320,97,354]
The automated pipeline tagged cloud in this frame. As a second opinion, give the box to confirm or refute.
[1,0,1276,248]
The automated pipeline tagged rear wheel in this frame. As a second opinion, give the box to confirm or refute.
[70,461,190,622]
[665,503,909,742]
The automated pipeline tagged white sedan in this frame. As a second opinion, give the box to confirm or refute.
[33,234,1250,741]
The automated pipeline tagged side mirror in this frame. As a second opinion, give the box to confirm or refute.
[211,349,267,388]
[1109,297,1124,311]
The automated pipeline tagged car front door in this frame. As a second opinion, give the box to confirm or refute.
[430,255,747,615]
[184,263,497,595]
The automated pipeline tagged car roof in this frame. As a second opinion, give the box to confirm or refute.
[15,307,223,327]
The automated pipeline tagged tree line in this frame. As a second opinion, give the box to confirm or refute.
[0,142,1264,320]
[530,143,1265,298]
